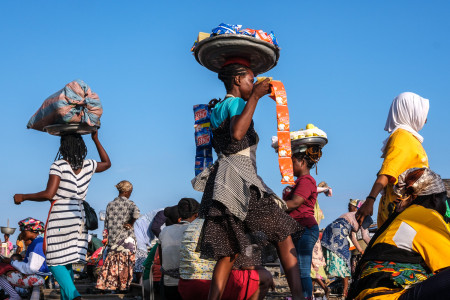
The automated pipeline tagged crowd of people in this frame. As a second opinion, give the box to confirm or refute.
[0,60,448,300]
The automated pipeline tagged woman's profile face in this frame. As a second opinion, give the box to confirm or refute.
[238,69,254,101]
[20,230,36,242]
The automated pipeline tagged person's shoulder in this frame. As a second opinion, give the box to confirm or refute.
[184,219,204,235]
[339,211,354,219]
[128,199,139,207]
[83,159,97,169]
[389,129,418,144]
[51,160,68,167]
[28,236,43,251]
[227,96,245,103]
[189,218,204,228]
[213,97,242,110]
[306,174,317,185]
[225,97,245,108]
[159,226,171,240]
[298,174,317,186]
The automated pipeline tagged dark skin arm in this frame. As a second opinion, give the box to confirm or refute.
[14,131,110,205]
[123,218,137,230]
[14,174,61,205]
[230,78,271,141]
[356,174,390,225]
[91,131,111,173]
[285,194,306,212]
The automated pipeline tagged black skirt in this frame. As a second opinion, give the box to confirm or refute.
[198,166,302,264]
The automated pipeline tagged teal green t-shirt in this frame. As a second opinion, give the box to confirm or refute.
[210,97,246,129]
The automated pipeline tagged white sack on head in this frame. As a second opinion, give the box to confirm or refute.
[381,92,429,155]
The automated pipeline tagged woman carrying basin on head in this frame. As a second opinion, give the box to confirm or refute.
[14,131,111,300]
[192,59,303,300]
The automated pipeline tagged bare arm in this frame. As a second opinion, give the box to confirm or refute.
[351,231,364,254]
[14,174,61,205]
[230,79,270,141]
[362,228,371,245]
[124,203,140,229]
[124,217,137,230]
[285,194,306,212]
[317,187,328,193]
[356,174,390,225]
[91,131,111,173]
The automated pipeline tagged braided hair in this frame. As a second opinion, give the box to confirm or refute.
[56,133,87,170]
[208,63,250,109]
[292,145,322,170]
[218,63,249,93]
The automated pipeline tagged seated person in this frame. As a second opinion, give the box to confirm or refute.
[141,243,162,297]
[350,168,450,300]
[15,235,25,256]
[140,206,176,298]
[151,209,166,238]
[178,218,274,300]
[0,218,51,300]
[159,198,199,300]
[10,254,23,262]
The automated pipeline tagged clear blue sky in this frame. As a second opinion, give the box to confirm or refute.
[1,1,449,240]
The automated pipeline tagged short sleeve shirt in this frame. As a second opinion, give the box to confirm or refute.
[210,97,246,129]
[49,159,97,201]
[377,129,429,226]
[286,175,318,227]
[159,222,190,286]
[379,129,429,182]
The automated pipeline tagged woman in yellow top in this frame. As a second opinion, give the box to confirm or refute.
[349,167,450,300]
[356,92,430,227]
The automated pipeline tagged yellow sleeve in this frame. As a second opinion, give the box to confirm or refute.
[412,212,450,273]
[379,131,416,183]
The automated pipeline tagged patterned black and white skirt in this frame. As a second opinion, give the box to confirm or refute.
[197,164,302,264]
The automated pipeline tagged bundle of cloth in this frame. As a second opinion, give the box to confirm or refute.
[27,79,102,131]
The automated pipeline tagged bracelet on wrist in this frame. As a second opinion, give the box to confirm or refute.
[366,196,376,201]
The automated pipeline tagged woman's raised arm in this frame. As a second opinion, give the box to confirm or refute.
[91,130,111,173]
[230,79,271,141]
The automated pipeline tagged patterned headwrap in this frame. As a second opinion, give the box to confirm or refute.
[116,180,133,193]
[18,217,45,233]
[349,199,360,207]
[394,168,446,200]
[357,200,365,209]
[349,199,365,209]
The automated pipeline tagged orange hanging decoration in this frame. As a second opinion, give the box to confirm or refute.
[270,81,295,184]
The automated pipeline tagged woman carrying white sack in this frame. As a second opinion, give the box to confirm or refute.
[356,92,430,227]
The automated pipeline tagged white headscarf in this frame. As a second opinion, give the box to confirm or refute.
[381,92,429,155]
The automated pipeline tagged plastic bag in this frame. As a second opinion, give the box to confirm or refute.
[27,79,102,131]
